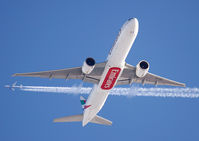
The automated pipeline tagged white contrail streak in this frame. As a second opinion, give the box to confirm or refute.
[15,85,199,98]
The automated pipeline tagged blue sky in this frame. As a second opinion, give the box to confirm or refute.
[1,0,199,141]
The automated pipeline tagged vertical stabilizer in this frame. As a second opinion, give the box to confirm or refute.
[80,96,86,109]
[80,96,91,110]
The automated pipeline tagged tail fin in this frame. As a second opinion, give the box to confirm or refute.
[80,96,91,110]
[53,114,112,126]
[80,96,86,109]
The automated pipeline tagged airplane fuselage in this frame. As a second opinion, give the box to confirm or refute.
[83,18,139,126]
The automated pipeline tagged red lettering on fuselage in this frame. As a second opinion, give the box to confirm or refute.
[101,67,121,90]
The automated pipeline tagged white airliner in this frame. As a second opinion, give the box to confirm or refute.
[13,18,185,126]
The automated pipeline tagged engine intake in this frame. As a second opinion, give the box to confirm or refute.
[82,57,96,74]
[136,60,149,77]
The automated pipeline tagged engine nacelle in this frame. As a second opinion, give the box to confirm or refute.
[136,60,149,77]
[82,57,96,74]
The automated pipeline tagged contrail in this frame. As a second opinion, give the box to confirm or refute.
[11,84,199,98]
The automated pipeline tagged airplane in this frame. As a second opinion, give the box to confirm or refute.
[4,82,23,91]
[13,18,185,126]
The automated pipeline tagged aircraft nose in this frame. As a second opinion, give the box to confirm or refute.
[128,18,139,34]
[128,17,138,22]
[130,18,138,26]
[126,18,139,28]
[128,17,136,21]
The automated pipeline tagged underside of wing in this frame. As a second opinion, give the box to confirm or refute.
[13,62,106,84]
[117,63,185,87]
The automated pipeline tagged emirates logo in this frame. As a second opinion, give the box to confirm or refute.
[101,67,121,90]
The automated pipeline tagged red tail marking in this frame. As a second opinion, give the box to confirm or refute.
[84,105,91,109]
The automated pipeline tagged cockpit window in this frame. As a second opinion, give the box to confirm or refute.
[128,18,134,21]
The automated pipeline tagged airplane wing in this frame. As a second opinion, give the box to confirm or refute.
[13,62,106,84]
[117,63,185,87]
[13,62,185,87]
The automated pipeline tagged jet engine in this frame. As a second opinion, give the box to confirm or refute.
[136,60,149,77]
[82,57,96,74]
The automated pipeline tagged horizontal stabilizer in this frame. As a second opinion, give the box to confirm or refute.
[91,115,112,125]
[54,114,82,122]
[54,114,112,126]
